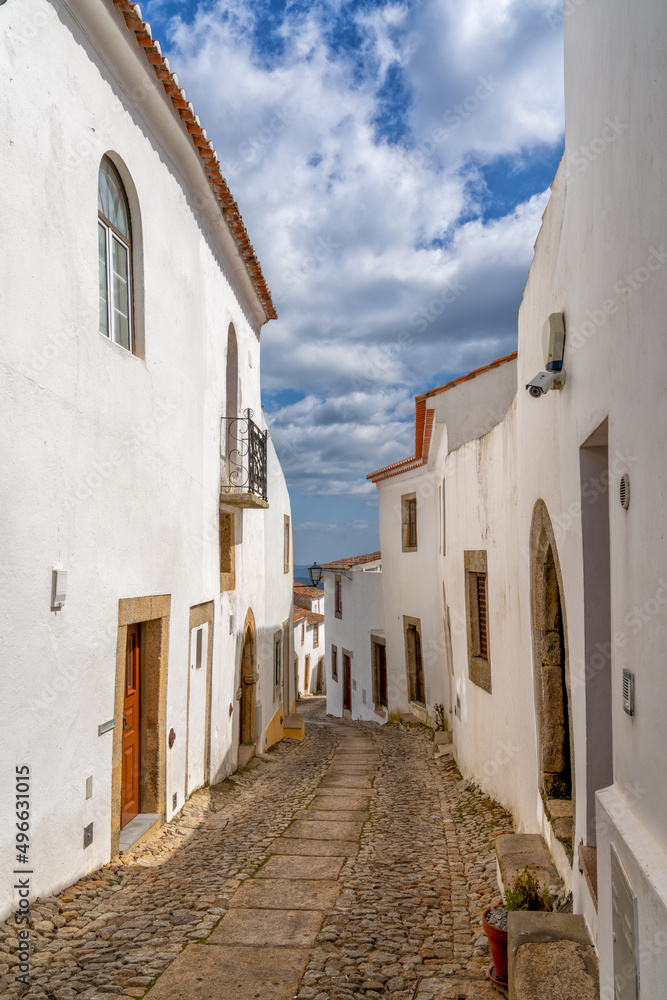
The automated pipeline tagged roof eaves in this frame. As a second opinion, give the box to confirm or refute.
[112,0,277,323]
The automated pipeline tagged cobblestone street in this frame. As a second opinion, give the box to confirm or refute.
[1,702,513,1000]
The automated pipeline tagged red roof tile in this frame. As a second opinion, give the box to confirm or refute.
[293,584,325,598]
[111,1,277,323]
[321,552,381,570]
[293,607,325,625]
[368,352,517,483]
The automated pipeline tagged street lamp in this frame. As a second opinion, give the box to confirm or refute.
[308,562,323,587]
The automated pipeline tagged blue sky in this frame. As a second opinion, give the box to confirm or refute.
[141,0,565,564]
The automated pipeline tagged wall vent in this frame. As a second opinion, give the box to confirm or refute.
[622,669,635,716]
[255,702,262,740]
[83,823,93,849]
[620,474,630,510]
[172,792,178,811]
[362,689,367,705]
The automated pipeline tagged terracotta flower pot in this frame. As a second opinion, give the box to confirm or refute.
[482,905,508,984]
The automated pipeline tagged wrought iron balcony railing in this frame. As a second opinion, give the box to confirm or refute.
[221,409,269,508]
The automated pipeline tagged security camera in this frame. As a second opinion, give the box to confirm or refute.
[525,370,566,398]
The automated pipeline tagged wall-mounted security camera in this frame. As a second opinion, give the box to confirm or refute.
[526,370,566,397]
[526,312,566,398]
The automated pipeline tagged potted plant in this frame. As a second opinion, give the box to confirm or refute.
[482,866,552,986]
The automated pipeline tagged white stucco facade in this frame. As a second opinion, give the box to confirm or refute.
[370,3,667,993]
[323,556,386,724]
[293,609,325,698]
[0,0,292,920]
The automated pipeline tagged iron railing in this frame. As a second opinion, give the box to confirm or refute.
[221,408,268,501]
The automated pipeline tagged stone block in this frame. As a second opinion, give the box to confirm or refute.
[228,878,340,911]
[268,838,358,857]
[285,820,364,841]
[495,834,562,898]
[256,855,345,880]
[209,908,323,947]
[508,913,598,999]
[143,943,309,1000]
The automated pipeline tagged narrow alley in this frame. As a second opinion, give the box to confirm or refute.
[0,704,513,1000]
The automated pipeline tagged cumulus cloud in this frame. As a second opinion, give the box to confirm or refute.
[142,0,563,560]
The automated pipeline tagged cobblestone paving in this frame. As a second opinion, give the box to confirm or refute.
[0,701,513,999]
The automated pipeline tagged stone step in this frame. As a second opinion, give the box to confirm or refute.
[283,714,306,740]
[495,834,563,901]
[238,743,255,768]
[508,913,599,999]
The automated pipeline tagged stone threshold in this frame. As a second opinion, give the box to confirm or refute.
[119,812,161,854]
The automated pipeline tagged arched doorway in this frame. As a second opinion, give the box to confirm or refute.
[239,610,257,747]
[531,501,574,852]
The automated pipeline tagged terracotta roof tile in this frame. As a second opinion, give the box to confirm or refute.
[111,0,277,323]
[368,352,517,482]
[293,584,325,598]
[293,607,324,625]
[321,551,381,570]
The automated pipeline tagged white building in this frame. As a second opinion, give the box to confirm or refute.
[369,2,667,994]
[322,554,386,723]
[0,0,295,919]
[293,605,326,697]
[294,584,325,616]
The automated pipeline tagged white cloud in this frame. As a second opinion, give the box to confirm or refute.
[142,0,563,548]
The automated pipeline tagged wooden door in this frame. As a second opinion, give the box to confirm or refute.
[304,655,311,692]
[343,654,352,710]
[377,644,387,707]
[316,657,324,694]
[121,624,141,829]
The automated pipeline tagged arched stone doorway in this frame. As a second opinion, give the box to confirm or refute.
[239,610,257,747]
[531,501,574,851]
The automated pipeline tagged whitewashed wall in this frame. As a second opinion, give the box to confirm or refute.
[293,617,325,697]
[324,567,385,723]
[0,0,291,920]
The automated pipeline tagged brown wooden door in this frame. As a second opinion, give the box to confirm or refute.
[121,624,141,829]
[343,654,352,710]
[377,644,387,707]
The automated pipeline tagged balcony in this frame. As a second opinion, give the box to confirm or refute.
[221,409,269,509]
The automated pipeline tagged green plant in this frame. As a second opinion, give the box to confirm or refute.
[434,704,447,731]
[504,866,552,912]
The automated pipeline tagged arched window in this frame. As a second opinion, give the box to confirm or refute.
[98,157,133,352]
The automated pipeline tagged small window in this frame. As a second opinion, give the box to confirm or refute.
[442,478,446,556]
[219,511,235,592]
[476,574,488,658]
[283,516,290,574]
[301,621,305,646]
[313,624,319,648]
[98,157,133,353]
[331,644,338,681]
[402,493,418,551]
[335,575,342,619]
[195,627,203,670]
[465,551,492,692]
[274,636,281,690]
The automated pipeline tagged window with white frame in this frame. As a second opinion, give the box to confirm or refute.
[98,157,133,352]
